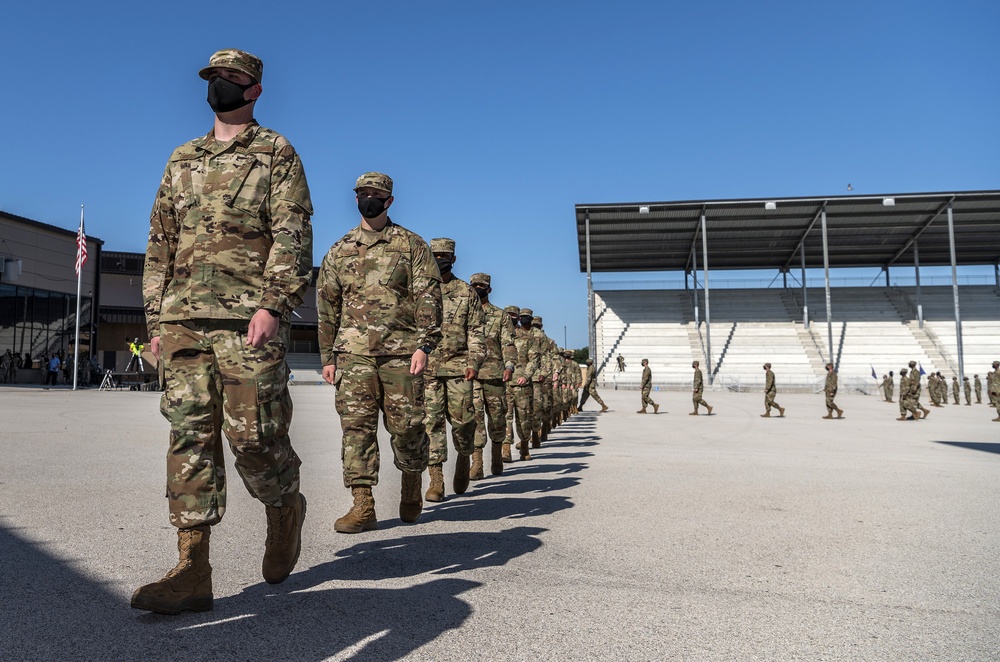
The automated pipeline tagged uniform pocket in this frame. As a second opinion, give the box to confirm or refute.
[227,155,268,219]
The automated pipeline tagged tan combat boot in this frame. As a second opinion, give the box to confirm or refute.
[531,428,541,449]
[453,453,471,495]
[426,464,445,502]
[131,526,213,614]
[706,405,713,415]
[921,406,930,418]
[470,448,485,481]
[913,409,922,420]
[822,410,833,419]
[896,415,907,421]
[490,442,504,476]
[778,407,785,417]
[262,493,307,584]
[760,411,770,418]
[399,471,422,523]
[501,442,513,463]
[637,406,647,414]
[519,439,532,461]
[652,403,659,414]
[334,486,377,533]
[600,404,609,412]
[689,409,699,416]
[836,407,844,418]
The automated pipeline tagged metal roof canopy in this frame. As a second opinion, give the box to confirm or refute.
[576,191,1000,273]
[575,190,1000,386]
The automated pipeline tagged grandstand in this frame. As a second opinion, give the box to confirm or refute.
[594,285,1000,392]
[577,191,1000,393]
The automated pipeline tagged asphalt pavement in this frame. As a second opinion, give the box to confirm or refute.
[1,384,998,660]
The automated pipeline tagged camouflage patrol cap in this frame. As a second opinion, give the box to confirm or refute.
[354,172,393,194]
[900,368,908,374]
[199,49,263,82]
[586,358,593,365]
[430,238,456,254]
[993,360,999,367]
[519,308,533,317]
[908,360,917,367]
[532,316,543,325]
[503,305,519,315]
[470,273,491,286]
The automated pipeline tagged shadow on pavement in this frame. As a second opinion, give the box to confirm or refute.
[935,441,1000,455]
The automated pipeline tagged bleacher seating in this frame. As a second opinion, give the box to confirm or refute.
[593,285,999,391]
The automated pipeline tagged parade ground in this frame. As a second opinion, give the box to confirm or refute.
[2,384,999,661]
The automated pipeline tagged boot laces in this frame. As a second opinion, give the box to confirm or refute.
[265,506,285,545]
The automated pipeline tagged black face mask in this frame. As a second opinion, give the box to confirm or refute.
[520,316,533,328]
[508,316,519,326]
[358,196,390,219]
[473,287,488,300]
[435,257,453,275]
[207,76,256,113]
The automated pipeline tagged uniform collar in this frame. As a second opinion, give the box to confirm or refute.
[195,120,261,156]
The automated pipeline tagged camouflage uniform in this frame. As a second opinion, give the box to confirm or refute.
[764,367,781,414]
[952,377,960,404]
[897,369,917,419]
[640,363,657,411]
[880,375,892,402]
[470,274,517,452]
[989,363,1000,419]
[424,239,486,466]
[144,113,313,527]
[507,308,538,455]
[974,375,982,403]
[531,317,561,439]
[579,359,606,410]
[317,202,442,487]
[963,377,971,405]
[823,365,840,417]
[692,364,711,413]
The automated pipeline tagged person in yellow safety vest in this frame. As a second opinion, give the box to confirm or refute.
[126,337,145,372]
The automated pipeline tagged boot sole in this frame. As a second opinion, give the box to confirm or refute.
[130,594,213,615]
[264,494,307,585]
[334,518,378,534]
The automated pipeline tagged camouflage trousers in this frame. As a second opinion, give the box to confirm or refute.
[425,374,475,465]
[885,385,894,401]
[764,391,780,412]
[159,320,299,529]
[505,383,534,444]
[473,378,508,448]
[579,383,605,409]
[693,391,710,409]
[825,391,838,411]
[532,380,548,431]
[974,386,980,403]
[900,396,918,416]
[641,387,656,407]
[335,353,428,487]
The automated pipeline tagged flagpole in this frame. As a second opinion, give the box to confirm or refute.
[73,205,84,391]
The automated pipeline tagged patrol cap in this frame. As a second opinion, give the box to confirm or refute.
[503,305,519,315]
[199,49,263,82]
[470,273,491,286]
[354,172,393,194]
[430,238,456,254]
[993,360,999,367]
[901,368,908,374]
[532,316,543,325]
[908,360,917,367]
[519,308,533,317]
[585,358,594,365]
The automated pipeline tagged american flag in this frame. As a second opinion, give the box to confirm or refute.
[75,215,88,276]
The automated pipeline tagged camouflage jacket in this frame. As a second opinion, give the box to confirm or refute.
[143,121,313,338]
[531,328,559,380]
[641,366,652,389]
[477,301,517,381]
[825,371,838,394]
[513,326,540,382]
[425,276,486,377]
[583,364,598,387]
[317,219,442,362]
[765,369,776,394]
[693,368,704,392]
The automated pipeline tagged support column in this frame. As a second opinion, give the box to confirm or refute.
[701,211,712,382]
[782,270,787,288]
[994,261,999,288]
[914,240,923,329]
[800,243,809,328]
[692,239,700,327]
[821,205,834,366]
[884,267,890,288]
[946,202,964,380]
[585,211,595,363]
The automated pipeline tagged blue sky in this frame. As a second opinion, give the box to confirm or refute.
[2,1,997,349]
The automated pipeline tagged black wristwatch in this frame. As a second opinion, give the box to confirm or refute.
[264,308,280,318]
[419,345,433,355]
